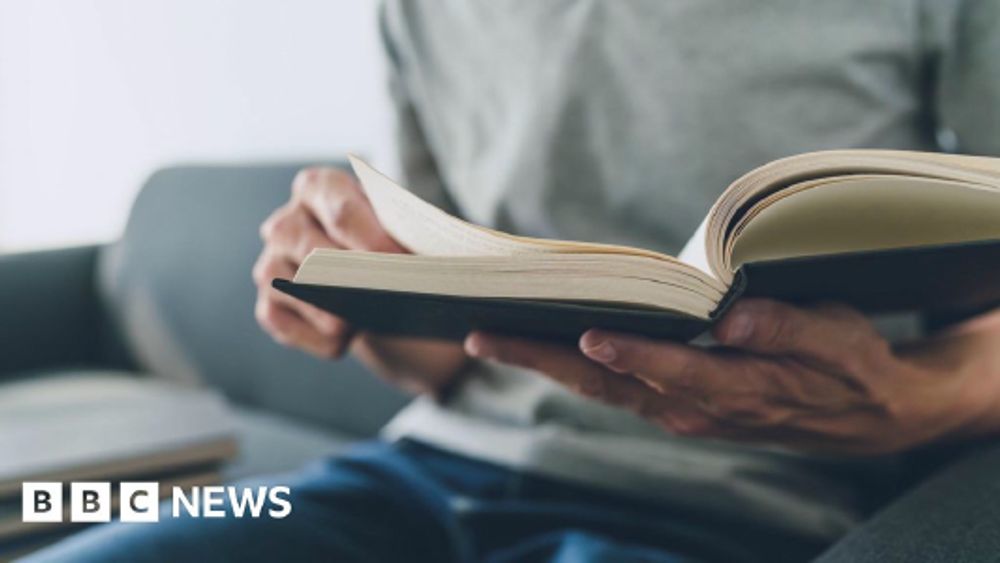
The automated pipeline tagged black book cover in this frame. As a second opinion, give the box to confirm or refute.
[274,239,1000,344]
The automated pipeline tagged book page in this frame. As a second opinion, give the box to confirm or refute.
[349,155,544,256]
[705,150,1000,283]
[349,155,696,265]
[296,250,725,318]
[678,215,712,276]
[729,176,1000,267]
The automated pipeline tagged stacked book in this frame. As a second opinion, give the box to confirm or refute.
[0,374,237,556]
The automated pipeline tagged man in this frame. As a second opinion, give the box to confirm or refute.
[29,1,1000,561]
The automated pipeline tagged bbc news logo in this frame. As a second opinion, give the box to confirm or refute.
[23,482,292,523]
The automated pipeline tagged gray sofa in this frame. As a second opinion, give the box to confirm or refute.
[0,162,409,480]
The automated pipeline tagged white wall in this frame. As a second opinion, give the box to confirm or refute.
[0,0,393,251]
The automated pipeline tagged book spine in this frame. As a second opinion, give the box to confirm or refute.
[709,269,747,320]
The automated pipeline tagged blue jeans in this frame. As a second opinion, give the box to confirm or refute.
[21,440,821,563]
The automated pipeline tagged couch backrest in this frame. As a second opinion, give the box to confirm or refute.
[97,163,408,436]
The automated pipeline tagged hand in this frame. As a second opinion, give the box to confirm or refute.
[464,300,1000,455]
[253,166,468,394]
[253,166,405,358]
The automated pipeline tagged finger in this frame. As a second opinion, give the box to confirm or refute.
[293,168,406,253]
[579,329,738,398]
[261,205,343,264]
[269,287,353,347]
[253,252,353,350]
[465,333,791,440]
[260,204,312,247]
[711,299,881,365]
[464,331,681,417]
[578,330,832,434]
[575,329,897,452]
[255,296,349,359]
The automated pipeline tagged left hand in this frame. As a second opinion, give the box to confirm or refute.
[464,299,1000,455]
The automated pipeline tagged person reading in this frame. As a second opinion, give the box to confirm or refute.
[30,1,1000,561]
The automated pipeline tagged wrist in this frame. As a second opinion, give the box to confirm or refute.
[917,325,1000,442]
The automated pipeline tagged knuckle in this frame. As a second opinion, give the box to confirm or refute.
[254,299,280,329]
[293,167,314,184]
[294,167,352,199]
[327,167,357,189]
[251,256,269,285]
[259,212,280,240]
[328,197,360,233]
[270,217,295,240]
[260,206,297,241]
[292,167,320,196]
[319,167,350,185]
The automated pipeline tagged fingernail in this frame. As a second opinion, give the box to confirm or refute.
[582,340,617,363]
[725,314,754,344]
[464,333,491,358]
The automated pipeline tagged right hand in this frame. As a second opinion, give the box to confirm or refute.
[253,166,406,359]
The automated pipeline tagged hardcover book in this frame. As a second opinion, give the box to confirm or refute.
[275,152,1000,342]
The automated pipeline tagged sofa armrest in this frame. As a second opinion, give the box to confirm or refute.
[0,245,111,378]
[818,440,1000,562]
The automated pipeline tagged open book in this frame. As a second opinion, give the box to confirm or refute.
[274,151,1000,342]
